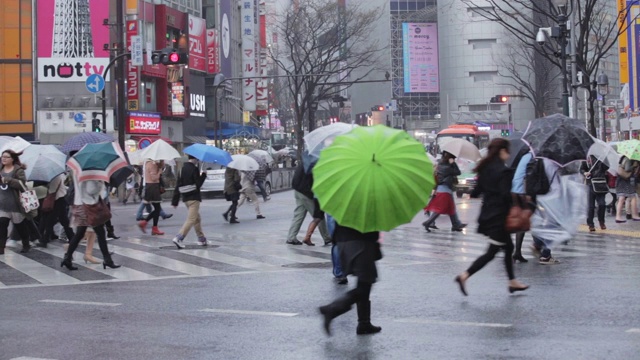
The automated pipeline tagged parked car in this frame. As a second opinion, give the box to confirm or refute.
[200,166,272,195]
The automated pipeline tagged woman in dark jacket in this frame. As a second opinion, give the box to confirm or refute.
[319,223,382,336]
[454,138,529,296]
[422,151,466,232]
[222,167,241,224]
[0,150,31,254]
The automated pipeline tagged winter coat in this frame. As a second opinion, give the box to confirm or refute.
[580,157,609,185]
[172,161,206,206]
[436,161,461,190]
[291,163,314,199]
[334,223,381,284]
[470,158,514,241]
[223,168,241,195]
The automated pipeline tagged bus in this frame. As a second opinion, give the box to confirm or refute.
[435,124,490,154]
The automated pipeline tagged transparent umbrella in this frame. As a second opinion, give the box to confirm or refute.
[304,123,357,158]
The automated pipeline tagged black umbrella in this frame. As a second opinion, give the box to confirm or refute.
[522,113,595,166]
[109,165,134,187]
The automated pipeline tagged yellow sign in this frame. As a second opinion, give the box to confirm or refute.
[619,0,629,84]
[243,111,250,124]
[126,0,138,15]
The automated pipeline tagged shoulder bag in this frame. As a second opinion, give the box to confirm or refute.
[590,177,609,194]
[84,197,112,227]
[42,181,62,212]
[18,181,40,214]
[505,194,533,233]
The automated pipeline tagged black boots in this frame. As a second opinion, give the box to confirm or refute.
[318,294,354,336]
[60,254,78,270]
[422,213,439,232]
[356,300,381,335]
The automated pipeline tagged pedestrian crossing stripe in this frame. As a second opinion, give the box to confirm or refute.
[1,227,639,289]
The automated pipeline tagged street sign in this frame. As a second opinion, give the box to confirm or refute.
[131,35,143,66]
[73,112,86,123]
[85,74,105,93]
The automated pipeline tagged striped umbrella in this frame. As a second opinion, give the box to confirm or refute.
[67,142,128,182]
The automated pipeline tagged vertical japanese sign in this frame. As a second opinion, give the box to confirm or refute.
[626,1,640,112]
[241,0,257,111]
[188,15,207,72]
[619,0,629,85]
[206,29,219,74]
[126,20,140,111]
[256,5,268,114]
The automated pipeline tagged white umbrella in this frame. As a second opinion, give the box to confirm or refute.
[20,144,66,182]
[303,123,357,158]
[440,138,481,161]
[227,154,260,171]
[126,149,144,165]
[138,139,180,161]
[587,139,620,175]
[248,149,274,163]
[0,136,31,154]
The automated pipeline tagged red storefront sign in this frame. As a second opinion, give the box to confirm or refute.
[126,20,139,110]
[128,112,161,135]
[188,15,207,72]
[206,28,219,74]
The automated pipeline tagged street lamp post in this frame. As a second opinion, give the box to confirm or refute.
[536,0,570,116]
[597,73,609,141]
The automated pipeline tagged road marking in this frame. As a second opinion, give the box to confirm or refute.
[11,357,58,360]
[0,251,81,285]
[395,318,512,328]
[39,299,121,307]
[626,328,640,333]
[199,308,298,317]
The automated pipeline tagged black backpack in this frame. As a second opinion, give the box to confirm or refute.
[525,158,555,196]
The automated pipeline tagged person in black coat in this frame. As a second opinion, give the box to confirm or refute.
[319,223,382,336]
[580,155,610,232]
[171,155,207,248]
[454,138,529,296]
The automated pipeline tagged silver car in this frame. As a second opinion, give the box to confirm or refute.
[201,167,272,195]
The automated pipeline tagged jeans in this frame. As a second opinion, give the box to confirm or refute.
[587,190,606,227]
[178,200,204,238]
[533,236,551,258]
[137,202,167,220]
[286,191,330,242]
[256,180,268,201]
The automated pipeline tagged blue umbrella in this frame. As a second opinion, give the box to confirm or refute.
[183,144,232,165]
[60,132,114,154]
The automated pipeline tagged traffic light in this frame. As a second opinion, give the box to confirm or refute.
[151,48,188,65]
[91,118,101,133]
[371,105,385,111]
[500,129,510,137]
[490,95,509,103]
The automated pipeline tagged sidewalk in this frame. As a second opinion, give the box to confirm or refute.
[578,213,640,238]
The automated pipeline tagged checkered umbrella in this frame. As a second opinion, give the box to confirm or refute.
[60,132,114,154]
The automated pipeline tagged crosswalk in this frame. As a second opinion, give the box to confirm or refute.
[0,226,639,288]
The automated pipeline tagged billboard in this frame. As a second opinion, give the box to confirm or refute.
[171,82,186,116]
[127,112,161,135]
[188,15,207,72]
[206,29,220,74]
[126,20,140,111]
[402,23,439,93]
[618,0,629,85]
[219,0,233,78]
[37,0,110,82]
[625,1,640,113]
[241,0,257,111]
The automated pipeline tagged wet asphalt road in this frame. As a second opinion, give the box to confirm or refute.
[0,191,638,359]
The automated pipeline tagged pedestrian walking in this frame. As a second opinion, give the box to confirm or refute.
[615,156,640,222]
[171,155,208,248]
[285,163,331,245]
[300,198,325,246]
[510,149,533,263]
[422,151,467,232]
[39,172,75,247]
[581,155,610,232]
[454,139,529,296]
[61,179,120,270]
[326,214,347,284]
[318,223,382,336]
[122,166,140,204]
[0,150,32,254]
[254,161,271,201]
[237,170,266,220]
[138,160,166,235]
[222,167,241,224]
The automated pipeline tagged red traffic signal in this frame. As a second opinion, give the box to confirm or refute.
[151,48,188,66]
[371,105,385,111]
[490,95,509,103]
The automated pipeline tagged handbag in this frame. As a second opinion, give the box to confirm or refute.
[84,197,112,227]
[178,184,197,194]
[18,181,39,214]
[159,186,166,194]
[505,194,533,233]
[42,181,62,212]
[590,178,609,194]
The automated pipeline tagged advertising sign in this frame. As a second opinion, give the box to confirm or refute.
[402,23,439,93]
[220,0,233,78]
[131,35,143,66]
[624,1,640,112]
[206,29,220,74]
[189,75,206,118]
[171,82,186,116]
[241,0,257,111]
[618,0,629,84]
[37,0,110,82]
[188,15,207,72]
[126,20,140,110]
[128,112,162,135]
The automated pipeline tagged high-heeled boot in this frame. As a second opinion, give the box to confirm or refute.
[318,293,355,336]
[356,300,381,335]
[151,226,164,235]
[60,254,78,270]
[83,236,101,264]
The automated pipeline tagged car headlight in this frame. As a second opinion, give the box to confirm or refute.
[459,179,467,185]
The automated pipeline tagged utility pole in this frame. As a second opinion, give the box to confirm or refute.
[115,0,126,150]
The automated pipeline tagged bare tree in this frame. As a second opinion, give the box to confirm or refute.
[463,0,636,135]
[494,36,561,117]
[270,0,386,153]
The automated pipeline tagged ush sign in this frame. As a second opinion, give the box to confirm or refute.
[190,94,206,117]
[38,58,110,83]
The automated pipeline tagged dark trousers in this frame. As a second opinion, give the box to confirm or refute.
[256,180,268,201]
[587,190,606,227]
[64,225,112,263]
[467,233,515,280]
[41,198,74,244]
[0,218,30,249]
[144,203,161,226]
[224,195,239,219]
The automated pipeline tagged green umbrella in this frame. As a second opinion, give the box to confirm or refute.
[312,125,435,233]
[617,139,640,161]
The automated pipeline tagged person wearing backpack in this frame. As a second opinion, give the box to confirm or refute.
[580,156,610,232]
[614,156,640,223]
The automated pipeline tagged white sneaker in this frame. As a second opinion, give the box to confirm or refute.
[197,237,207,246]
[172,236,185,249]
